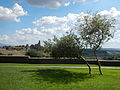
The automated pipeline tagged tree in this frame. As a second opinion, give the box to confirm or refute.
[77,13,116,75]
[51,32,80,58]
[44,32,92,75]
[43,39,53,56]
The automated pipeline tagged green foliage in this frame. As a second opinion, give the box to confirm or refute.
[76,12,116,75]
[77,13,116,50]
[43,39,53,55]
[25,49,45,57]
[8,53,13,56]
[44,32,83,58]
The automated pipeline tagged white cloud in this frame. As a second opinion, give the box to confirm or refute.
[99,7,120,33]
[67,13,80,21]
[5,28,49,45]
[16,28,43,35]
[0,35,9,41]
[32,13,79,34]
[33,16,67,26]
[103,37,120,48]
[64,2,70,7]
[0,25,70,45]
[0,3,27,22]
[33,13,79,26]
[99,7,120,18]
[41,25,69,34]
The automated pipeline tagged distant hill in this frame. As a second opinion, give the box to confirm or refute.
[101,48,120,51]
[84,48,120,58]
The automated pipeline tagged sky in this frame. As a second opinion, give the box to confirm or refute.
[0,0,120,48]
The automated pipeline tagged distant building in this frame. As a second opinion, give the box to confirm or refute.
[29,40,41,50]
[25,44,29,50]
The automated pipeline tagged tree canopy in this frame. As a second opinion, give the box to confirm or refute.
[77,13,116,50]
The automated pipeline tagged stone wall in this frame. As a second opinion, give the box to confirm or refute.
[0,56,120,66]
[0,56,29,63]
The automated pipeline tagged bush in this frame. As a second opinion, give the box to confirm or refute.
[8,53,13,56]
[25,49,45,57]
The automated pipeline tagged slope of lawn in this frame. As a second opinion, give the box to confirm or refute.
[0,64,120,90]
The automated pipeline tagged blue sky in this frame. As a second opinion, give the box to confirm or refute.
[0,0,120,48]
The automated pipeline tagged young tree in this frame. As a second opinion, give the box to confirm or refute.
[76,13,116,75]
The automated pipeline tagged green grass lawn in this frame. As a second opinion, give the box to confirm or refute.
[0,63,97,66]
[0,63,120,67]
[0,63,120,90]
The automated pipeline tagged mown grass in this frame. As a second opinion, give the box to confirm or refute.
[0,64,120,90]
[0,63,97,67]
[0,63,120,67]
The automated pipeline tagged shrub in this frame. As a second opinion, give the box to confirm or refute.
[25,49,45,57]
[8,53,13,56]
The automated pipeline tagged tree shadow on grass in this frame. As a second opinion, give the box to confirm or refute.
[22,69,94,84]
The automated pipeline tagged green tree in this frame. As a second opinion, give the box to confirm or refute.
[51,32,80,58]
[43,39,53,56]
[77,13,116,75]
[44,32,92,75]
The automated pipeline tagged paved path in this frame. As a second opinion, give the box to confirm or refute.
[0,66,120,69]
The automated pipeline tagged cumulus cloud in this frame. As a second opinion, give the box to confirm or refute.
[33,13,79,26]
[99,7,120,18]
[40,25,69,34]
[16,28,43,35]
[0,3,27,22]
[33,16,67,26]
[32,13,79,34]
[6,28,49,45]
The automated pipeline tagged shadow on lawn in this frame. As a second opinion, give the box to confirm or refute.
[22,69,94,84]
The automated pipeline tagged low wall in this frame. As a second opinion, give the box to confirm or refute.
[29,58,85,64]
[0,56,120,66]
[0,56,29,63]
[100,60,120,66]
[29,58,120,66]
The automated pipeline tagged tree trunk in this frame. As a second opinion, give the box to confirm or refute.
[94,50,103,75]
[78,55,92,75]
